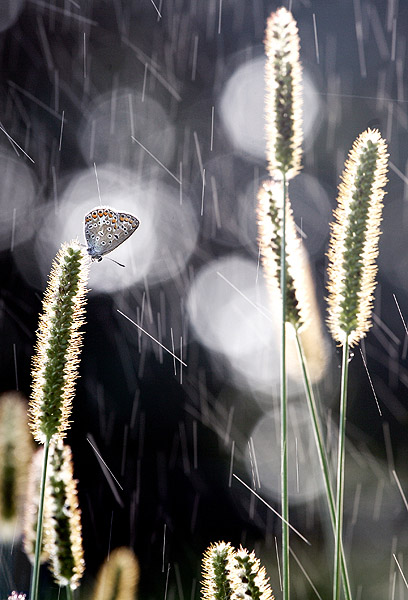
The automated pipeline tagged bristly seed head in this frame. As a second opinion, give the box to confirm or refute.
[43,441,85,590]
[231,547,274,600]
[257,179,308,330]
[264,7,303,180]
[202,542,235,600]
[29,241,89,443]
[202,542,275,600]
[327,128,388,347]
[0,391,33,542]
[91,547,140,600]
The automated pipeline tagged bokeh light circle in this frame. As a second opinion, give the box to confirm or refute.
[186,254,277,358]
[220,54,321,160]
[0,146,37,251]
[244,405,325,505]
[0,0,25,32]
[78,88,176,172]
[186,255,314,395]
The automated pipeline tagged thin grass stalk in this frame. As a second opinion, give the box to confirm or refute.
[333,337,350,600]
[294,331,351,600]
[280,173,289,600]
[29,437,50,600]
[66,585,73,600]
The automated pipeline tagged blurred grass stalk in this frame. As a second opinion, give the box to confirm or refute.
[264,8,302,599]
[23,448,49,565]
[28,241,89,600]
[327,129,388,600]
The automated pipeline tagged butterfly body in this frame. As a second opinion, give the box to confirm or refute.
[84,206,140,261]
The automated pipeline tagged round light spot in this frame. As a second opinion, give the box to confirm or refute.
[219,54,321,161]
[0,0,25,32]
[244,405,325,505]
[78,88,175,174]
[0,146,37,251]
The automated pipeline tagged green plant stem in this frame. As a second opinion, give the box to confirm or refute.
[280,173,289,600]
[294,331,352,600]
[30,437,50,600]
[66,585,74,600]
[333,337,350,600]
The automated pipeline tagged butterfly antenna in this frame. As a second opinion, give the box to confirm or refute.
[107,257,126,268]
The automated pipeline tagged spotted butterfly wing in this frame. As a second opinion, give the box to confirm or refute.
[84,206,140,261]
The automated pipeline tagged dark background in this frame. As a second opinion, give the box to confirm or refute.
[1,1,408,598]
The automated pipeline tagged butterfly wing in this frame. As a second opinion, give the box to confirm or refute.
[84,207,140,260]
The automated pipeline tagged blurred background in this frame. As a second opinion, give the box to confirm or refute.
[1,0,408,598]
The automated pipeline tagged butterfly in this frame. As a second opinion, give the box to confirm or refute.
[84,206,140,262]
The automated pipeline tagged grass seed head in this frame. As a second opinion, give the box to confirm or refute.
[327,129,388,346]
[29,241,89,443]
[43,441,85,590]
[91,547,140,600]
[202,542,236,600]
[257,179,308,329]
[264,7,303,180]
[231,547,274,600]
[0,391,33,542]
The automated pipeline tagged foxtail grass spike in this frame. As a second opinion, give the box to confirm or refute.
[264,7,303,180]
[91,547,140,600]
[258,179,328,380]
[327,129,388,347]
[257,179,309,329]
[23,448,49,564]
[0,391,33,542]
[232,547,274,600]
[44,441,85,590]
[29,241,89,444]
[202,542,235,600]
